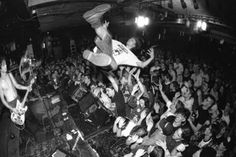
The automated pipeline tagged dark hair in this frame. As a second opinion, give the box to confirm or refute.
[171,81,180,91]
[204,94,216,107]
[200,147,216,157]
[175,100,185,110]
[130,125,148,138]
[164,73,172,81]
[133,37,142,50]
[175,107,191,120]
[181,126,192,143]
[149,146,165,157]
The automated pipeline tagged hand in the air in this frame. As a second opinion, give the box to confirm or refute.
[156,139,167,150]
[147,47,154,59]
[134,149,146,157]
[28,86,32,92]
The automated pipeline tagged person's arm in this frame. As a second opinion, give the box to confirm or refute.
[133,69,146,99]
[127,67,137,90]
[155,140,171,157]
[188,118,202,133]
[137,48,154,68]
[106,72,119,92]
[159,81,171,104]
[8,73,29,90]
[118,66,125,80]
[170,143,188,157]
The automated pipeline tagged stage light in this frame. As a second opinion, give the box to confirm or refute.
[196,20,202,28]
[32,10,36,14]
[195,20,208,31]
[135,16,149,28]
[201,21,207,31]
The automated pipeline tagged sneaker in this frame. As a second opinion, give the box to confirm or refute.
[83,4,111,28]
[83,50,112,67]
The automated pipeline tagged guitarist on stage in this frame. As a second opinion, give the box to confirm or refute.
[0,57,32,114]
[0,57,32,157]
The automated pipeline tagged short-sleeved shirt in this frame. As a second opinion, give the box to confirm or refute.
[195,107,210,125]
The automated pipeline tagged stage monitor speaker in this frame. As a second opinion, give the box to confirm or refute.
[51,149,72,157]
[79,93,96,112]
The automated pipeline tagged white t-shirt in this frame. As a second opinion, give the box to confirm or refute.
[93,39,142,67]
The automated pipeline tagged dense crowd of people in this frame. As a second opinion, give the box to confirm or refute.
[29,40,236,157]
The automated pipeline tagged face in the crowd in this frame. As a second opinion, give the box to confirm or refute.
[1,59,7,74]
[175,113,186,124]
[209,104,218,114]
[126,38,136,49]
[204,125,212,137]
[170,83,175,91]
[181,85,190,98]
[154,60,159,67]
[106,87,115,98]
[172,128,183,140]
[202,96,214,110]
[84,75,91,85]
[139,99,145,108]
[126,134,139,145]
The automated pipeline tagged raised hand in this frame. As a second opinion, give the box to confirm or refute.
[134,149,146,157]
[156,139,167,150]
[147,47,154,59]
[176,143,189,152]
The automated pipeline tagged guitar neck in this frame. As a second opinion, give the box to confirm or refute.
[21,78,35,107]
[21,88,31,107]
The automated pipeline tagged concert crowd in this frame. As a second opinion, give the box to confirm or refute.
[28,38,236,157]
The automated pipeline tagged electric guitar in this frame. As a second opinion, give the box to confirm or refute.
[10,76,36,125]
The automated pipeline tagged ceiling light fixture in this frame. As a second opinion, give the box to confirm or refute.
[135,16,150,28]
[195,20,208,31]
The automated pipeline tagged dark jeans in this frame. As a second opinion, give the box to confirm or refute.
[0,109,20,157]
